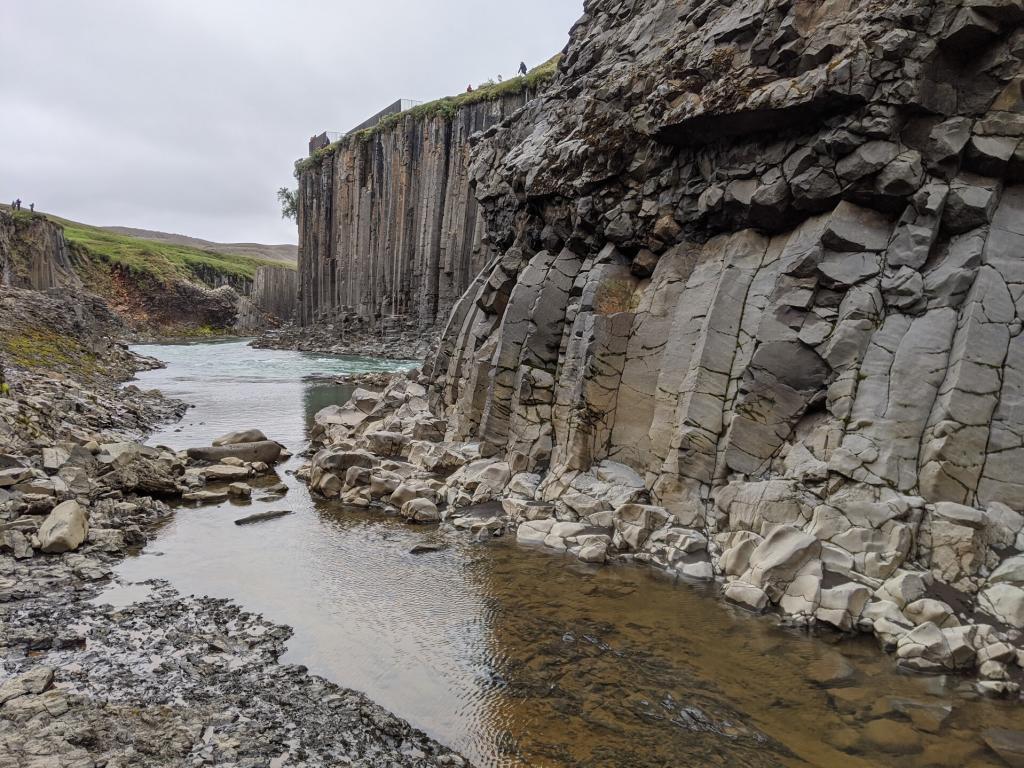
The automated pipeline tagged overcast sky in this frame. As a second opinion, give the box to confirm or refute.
[1,1,581,245]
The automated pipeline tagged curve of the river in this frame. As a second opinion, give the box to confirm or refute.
[98,340,1023,768]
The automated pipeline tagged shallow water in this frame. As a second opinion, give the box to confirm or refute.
[101,340,1023,767]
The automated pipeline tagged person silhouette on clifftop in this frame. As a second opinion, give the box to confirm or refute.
[518,61,528,76]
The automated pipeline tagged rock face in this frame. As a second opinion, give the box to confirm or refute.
[430,0,1024,519]
[0,210,79,291]
[295,90,542,334]
[251,265,297,322]
[377,0,1024,672]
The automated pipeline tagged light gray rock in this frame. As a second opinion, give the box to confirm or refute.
[38,500,88,554]
[402,498,441,523]
[979,583,1024,627]
[188,441,282,465]
[213,429,268,446]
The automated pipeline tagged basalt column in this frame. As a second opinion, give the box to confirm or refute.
[296,91,539,333]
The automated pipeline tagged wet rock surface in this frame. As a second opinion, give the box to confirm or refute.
[1,583,465,768]
[0,297,468,766]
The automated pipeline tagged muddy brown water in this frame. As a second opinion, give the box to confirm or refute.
[98,340,1024,767]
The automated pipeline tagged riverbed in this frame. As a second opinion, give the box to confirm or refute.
[99,340,1023,768]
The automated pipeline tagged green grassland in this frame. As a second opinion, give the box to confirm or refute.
[297,55,561,173]
[57,217,285,284]
[5,207,289,285]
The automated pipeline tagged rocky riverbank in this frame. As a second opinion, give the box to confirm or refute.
[303,370,1024,703]
[253,320,435,361]
[0,290,467,767]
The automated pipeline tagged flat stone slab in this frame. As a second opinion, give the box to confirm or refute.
[188,441,282,465]
[234,510,292,526]
[203,465,252,482]
[182,490,230,504]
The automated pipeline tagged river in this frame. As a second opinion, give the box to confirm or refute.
[98,340,1023,768]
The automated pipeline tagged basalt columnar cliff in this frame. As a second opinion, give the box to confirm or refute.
[433,0,1024,514]
[307,0,1024,683]
[296,86,547,331]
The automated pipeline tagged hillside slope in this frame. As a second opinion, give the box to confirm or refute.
[0,206,296,335]
[102,225,296,265]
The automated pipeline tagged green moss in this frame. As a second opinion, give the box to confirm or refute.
[2,327,99,377]
[295,55,561,175]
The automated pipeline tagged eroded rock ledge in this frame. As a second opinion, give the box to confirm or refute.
[307,0,1024,696]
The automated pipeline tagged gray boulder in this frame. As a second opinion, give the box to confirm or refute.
[38,500,88,554]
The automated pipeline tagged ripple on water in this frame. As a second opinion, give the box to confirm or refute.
[100,341,1023,768]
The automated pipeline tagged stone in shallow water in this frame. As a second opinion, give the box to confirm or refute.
[182,490,229,504]
[805,654,856,686]
[984,729,1024,767]
[213,429,268,446]
[861,718,922,755]
[203,464,252,482]
[234,510,292,526]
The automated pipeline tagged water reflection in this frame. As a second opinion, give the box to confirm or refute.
[101,341,1023,768]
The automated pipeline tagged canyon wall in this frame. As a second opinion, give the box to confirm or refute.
[0,210,80,291]
[295,90,541,332]
[252,265,298,322]
[416,0,1024,623]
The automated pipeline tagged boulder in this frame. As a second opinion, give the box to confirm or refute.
[979,584,1024,628]
[202,465,252,482]
[365,431,409,457]
[744,526,821,601]
[402,498,441,523]
[182,490,230,503]
[517,519,555,545]
[212,429,267,446]
[991,554,1024,585]
[0,466,31,488]
[187,441,282,465]
[38,500,88,554]
[724,582,769,612]
[612,504,670,550]
[228,483,252,499]
[578,539,608,563]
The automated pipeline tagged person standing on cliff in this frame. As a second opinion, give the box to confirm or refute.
[466,84,473,93]
[14,199,20,211]
[29,203,34,213]
[518,61,527,76]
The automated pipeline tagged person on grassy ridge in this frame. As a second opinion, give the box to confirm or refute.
[518,61,527,76]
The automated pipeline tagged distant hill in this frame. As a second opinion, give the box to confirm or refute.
[102,226,297,264]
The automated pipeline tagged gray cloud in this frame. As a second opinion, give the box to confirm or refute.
[1,0,582,244]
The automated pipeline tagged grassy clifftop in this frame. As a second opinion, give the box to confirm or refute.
[297,55,561,173]
[2,206,292,337]
[4,207,291,286]
[57,216,286,284]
